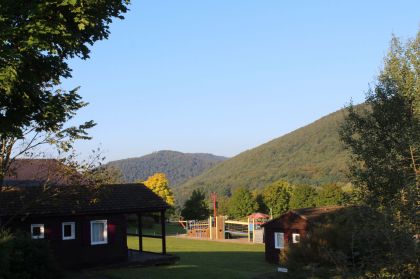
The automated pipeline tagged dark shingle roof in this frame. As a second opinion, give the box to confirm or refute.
[0,184,169,217]
[292,205,343,222]
[262,205,344,227]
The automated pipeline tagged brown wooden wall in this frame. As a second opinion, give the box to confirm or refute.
[263,212,309,264]
[6,214,128,268]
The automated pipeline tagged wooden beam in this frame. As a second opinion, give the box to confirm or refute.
[137,213,143,252]
[247,218,250,242]
[161,210,166,255]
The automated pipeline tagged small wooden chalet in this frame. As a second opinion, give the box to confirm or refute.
[261,206,343,263]
[0,183,170,268]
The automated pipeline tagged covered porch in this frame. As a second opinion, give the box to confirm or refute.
[127,209,179,266]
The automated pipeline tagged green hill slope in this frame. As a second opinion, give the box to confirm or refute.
[106,150,227,187]
[176,107,351,203]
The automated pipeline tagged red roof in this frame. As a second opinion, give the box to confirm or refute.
[248,212,270,219]
[4,159,81,186]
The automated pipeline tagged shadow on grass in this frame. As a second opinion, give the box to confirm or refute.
[98,251,278,279]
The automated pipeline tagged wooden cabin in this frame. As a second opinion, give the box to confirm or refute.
[0,183,169,268]
[261,206,343,263]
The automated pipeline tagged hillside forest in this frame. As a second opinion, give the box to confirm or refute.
[107,151,226,187]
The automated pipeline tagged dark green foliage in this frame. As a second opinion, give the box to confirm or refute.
[107,151,226,186]
[339,88,418,208]
[181,190,210,220]
[335,32,420,277]
[0,230,61,279]
[339,33,419,234]
[289,185,317,209]
[176,107,351,204]
[228,187,258,219]
[286,207,418,277]
[216,196,230,216]
[262,180,291,217]
[316,184,345,206]
[254,193,268,214]
[0,0,129,184]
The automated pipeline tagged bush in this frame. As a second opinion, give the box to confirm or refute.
[0,230,61,279]
[285,206,418,277]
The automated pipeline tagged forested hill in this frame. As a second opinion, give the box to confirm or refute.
[106,151,227,187]
[176,107,352,203]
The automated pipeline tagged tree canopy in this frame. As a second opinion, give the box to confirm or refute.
[181,189,209,220]
[316,184,346,206]
[339,32,419,214]
[0,0,130,185]
[289,185,317,209]
[262,180,292,217]
[142,173,175,206]
[228,187,258,219]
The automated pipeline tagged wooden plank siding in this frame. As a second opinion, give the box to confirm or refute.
[263,212,309,263]
[7,214,128,268]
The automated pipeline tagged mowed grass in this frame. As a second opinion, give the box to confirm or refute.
[97,236,277,279]
[127,222,187,236]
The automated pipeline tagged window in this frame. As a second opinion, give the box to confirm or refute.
[62,222,75,240]
[292,233,300,243]
[90,220,107,245]
[274,232,284,249]
[31,224,45,239]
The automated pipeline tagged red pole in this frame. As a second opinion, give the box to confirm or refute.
[211,192,217,219]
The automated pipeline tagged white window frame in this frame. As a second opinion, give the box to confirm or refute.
[31,224,45,239]
[90,220,108,245]
[274,232,284,249]
[62,222,76,240]
[292,233,300,243]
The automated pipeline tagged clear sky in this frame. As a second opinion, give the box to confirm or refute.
[62,0,420,162]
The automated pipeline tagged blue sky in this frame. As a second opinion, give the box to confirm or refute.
[62,0,420,161]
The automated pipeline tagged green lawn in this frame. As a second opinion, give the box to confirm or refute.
[127,222,187,236]
[97,236,277,279]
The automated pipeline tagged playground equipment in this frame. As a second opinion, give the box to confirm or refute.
[185,215,268,243]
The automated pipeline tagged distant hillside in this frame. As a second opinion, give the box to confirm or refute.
[176,107,352,203]
[106,151,227,187]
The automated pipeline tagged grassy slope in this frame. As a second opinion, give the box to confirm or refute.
[99,237,275,279]
[176,107,351,204]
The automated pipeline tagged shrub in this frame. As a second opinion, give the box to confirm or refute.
[285,206,418,277]
[0,230,14,279]
[0,230,61,279]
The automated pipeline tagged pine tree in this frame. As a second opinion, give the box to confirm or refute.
[181,190,209,220]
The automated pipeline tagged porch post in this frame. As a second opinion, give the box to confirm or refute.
[137,213,143,252]
[160,209,166,254]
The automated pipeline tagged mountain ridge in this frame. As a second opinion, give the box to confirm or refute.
[106,150,227,187]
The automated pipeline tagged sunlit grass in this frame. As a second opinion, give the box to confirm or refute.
[97,236,276,279]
